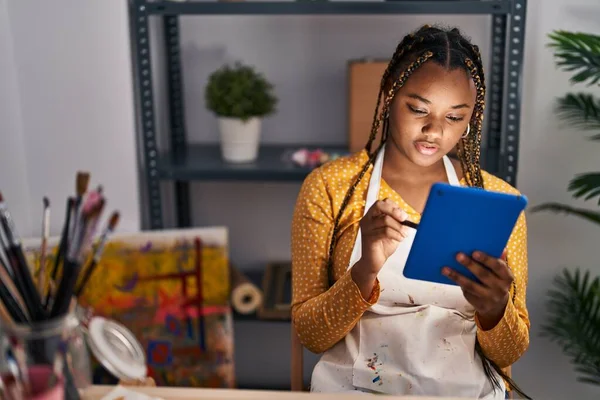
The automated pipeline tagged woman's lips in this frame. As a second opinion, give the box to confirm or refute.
[414,141,439,156]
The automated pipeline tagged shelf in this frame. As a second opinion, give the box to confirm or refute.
[234,310,291,323]
[144,0,510,16]
[158,143,348,182]
[131,0,528,228]
[231,269,291,323]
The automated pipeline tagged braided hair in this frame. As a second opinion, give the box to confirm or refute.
[327,25,531,399]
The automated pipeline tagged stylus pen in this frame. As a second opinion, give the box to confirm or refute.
[401,220,419,230]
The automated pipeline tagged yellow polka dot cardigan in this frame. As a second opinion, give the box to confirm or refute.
[291,149,530,371]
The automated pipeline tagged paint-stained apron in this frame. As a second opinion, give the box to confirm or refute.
[310,145,505,399]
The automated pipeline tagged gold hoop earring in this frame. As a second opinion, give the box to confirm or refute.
[461,123,470,139]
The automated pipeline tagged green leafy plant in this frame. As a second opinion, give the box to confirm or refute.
[535,30,600,387]
[532,31,600,223]
[541,269,600,385]
[205,62,277,122]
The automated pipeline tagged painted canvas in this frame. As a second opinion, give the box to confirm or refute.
[22,226,235,389]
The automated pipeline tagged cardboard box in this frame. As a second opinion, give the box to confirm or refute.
[347,59,389,153]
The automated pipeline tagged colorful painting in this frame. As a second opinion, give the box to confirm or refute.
[22,227,235,389]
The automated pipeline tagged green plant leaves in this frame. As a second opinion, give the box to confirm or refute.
[531,202,600,226]
[556,93,600,140]
[540,29,600,388]
[540,268,600,385]
[205,62,278,121]
[569,173,600,205]
[548,31,600,86]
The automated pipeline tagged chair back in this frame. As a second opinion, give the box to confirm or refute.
[290,324,304,391]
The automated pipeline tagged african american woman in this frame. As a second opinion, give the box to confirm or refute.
[290,25,531,399]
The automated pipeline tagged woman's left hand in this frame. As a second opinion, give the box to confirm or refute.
[442,250,513,329]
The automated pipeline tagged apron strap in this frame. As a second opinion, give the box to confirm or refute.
[364,144,386,213]
[442,155,461,186]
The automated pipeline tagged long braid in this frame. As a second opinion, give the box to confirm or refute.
[460,57,485,188]
[326,24,530,399]
[367,34,427,153]
[464,42,486,187]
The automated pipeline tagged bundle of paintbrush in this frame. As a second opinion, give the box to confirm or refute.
[0,171,120,399]
[0,171,120,325]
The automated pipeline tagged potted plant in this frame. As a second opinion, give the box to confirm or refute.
[533,30,600,386]
[205,62,278,163]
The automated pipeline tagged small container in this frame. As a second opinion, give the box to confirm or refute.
[0,307,149,399]
[1,311,92,399]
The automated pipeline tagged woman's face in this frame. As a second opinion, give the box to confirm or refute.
[387,61,477,167]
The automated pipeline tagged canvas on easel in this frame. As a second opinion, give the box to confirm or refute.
[23,226,235,389]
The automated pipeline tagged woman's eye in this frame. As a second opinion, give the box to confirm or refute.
[407,104,464,122]
[408,105,427,114]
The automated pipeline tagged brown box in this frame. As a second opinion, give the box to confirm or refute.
[257,261,292,321]
[347,59,390,153]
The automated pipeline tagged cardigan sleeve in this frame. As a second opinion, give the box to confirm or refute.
[475,211,531,368]
[290,168,380,354]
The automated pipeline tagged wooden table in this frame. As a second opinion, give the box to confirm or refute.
[83,385,470,400]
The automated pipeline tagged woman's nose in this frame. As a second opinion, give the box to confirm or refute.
[421,120,443,138]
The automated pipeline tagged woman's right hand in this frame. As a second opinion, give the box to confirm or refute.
[351,198,410,298]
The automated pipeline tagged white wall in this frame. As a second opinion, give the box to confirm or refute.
[0,0,141,238]
[516,0,600,399]
[0,0,31,235]
[1,0,599,398]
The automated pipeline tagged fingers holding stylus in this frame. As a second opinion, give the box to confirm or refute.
[367,199,411,237]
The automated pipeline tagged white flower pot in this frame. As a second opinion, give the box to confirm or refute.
[218,117,261,163]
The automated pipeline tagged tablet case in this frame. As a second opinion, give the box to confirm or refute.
[402,182,528,286]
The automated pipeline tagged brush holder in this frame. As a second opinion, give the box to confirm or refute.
[1,311,92,400]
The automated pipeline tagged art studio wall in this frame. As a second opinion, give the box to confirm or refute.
[0,0,599,398]
[0,0,141,238]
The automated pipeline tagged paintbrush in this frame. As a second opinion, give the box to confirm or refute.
[0,263,29,322]
[0,192,46,321]
[50,197,104,318]
[0,237,28,323]
[0,299,15,325]
[0,225,30,322]
[45,197,74,310]
[68,172,90,245]
[0,230,13,278]
[37,197,50,296]
[0,281,27,323]
[78,189,104,252]
[75,211,119,297]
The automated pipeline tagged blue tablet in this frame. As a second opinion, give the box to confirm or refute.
[402,182,528,286]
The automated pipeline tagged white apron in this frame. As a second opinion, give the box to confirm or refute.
[310,146,504,399]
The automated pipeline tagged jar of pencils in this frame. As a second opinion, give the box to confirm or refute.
[0,309,92,400]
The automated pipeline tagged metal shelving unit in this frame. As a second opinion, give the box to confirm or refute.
[128,0,528,230]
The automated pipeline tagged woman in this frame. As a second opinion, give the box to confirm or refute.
[290,25,531,399]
